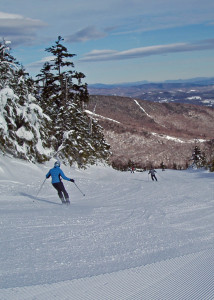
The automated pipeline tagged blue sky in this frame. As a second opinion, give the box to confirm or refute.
[1,0,214,84]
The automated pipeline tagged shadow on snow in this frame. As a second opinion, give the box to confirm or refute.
[19,192,61,206]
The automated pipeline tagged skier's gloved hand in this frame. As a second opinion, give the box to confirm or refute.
[70,179,75,183]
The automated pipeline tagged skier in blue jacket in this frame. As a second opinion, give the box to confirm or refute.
[46,161,74,204]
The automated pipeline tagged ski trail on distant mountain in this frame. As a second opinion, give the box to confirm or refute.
[85,109,120,124]
[134,99,152,118]
[133,99,168,130]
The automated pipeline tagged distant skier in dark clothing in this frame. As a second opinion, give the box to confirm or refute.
[148,169,158,181]
[46,161,75,204]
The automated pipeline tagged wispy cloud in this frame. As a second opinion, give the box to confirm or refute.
[0,11,47,46]
[66,26,108,43]
[80,39,214,62]
[27,56,55,69]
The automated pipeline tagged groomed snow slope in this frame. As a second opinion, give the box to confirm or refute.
[0,155,214,299]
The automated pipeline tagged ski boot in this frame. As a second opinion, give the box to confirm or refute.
[60,198,66,204]
[65,198,70,205]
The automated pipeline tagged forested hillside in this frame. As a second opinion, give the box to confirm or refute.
[87,95,214,169]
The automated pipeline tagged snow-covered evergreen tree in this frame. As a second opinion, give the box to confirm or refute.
[36,36,111,167]
[0,39,51,162]
[190,145,206,169]
[206,139,214,172]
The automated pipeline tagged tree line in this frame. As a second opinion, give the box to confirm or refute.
[0,37,111,167]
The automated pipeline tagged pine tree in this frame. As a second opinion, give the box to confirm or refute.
[0,39,51,162]
[0,39,19,89]
[190,145,206,168]
[36,36,111,167]
[206,139,214,172]
[209,159,214,172]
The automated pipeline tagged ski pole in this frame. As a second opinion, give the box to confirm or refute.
[74,182,85,196]
[36,178,46,197]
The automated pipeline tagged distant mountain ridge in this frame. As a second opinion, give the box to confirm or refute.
[89,77,214,89]
[88,77,214,108]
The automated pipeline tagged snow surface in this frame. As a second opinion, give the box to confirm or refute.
[85,109,121,124]
[151,132,206,144]
[0,154,214,299]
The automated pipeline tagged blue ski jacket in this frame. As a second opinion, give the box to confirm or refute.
[46,166,71,184]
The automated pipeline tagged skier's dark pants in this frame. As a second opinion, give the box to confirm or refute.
[52,182,69,202]
[151,175,157,181]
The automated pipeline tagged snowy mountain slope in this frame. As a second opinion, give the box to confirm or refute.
[0,155,214,299]
[87,95,214,169]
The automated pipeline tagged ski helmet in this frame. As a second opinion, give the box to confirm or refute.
[54,161,60,167]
